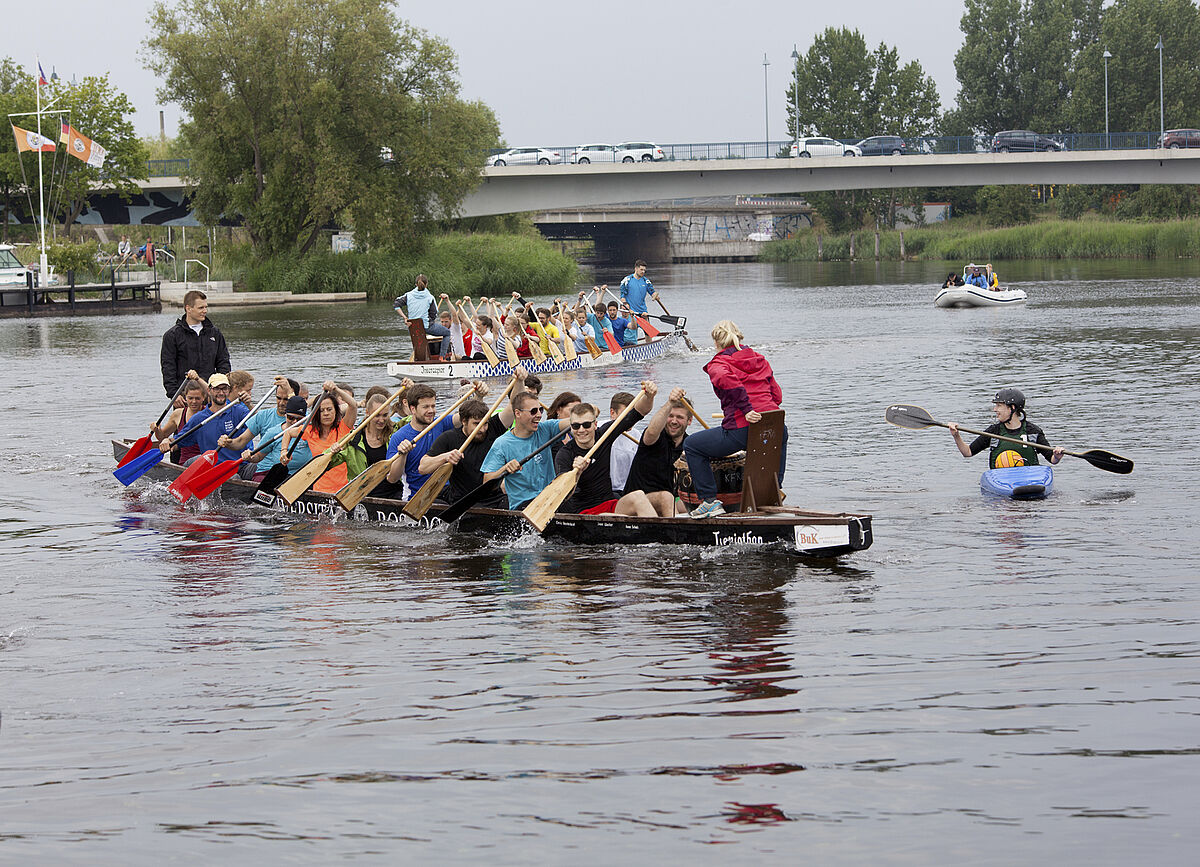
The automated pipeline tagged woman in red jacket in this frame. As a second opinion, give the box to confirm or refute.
[683,320,788,518]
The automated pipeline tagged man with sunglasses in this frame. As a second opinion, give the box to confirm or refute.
[553,381,658,517]
[480,391,572,510]
[174,372,250,467]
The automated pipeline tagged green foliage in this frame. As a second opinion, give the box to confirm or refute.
[141,135,189,161]
[243,233,579,299]
[1068,0,1200,134]
[47,243,98,279]
[145,0,500,258]
[977,184,1034,226]
[955,0,1103,133]
[763,218,1200,261]
[786,28,940,141]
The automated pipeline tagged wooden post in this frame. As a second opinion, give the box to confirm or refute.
[68,270,76,313]
[899,231,906,259]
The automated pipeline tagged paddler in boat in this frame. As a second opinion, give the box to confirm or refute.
[682,320,788,519]
[942,271,965,288]
[964,264,990,288]
[385,379,493,498]
[948,388,1063,468]
[152,373,206,464]
[479,391,572,510]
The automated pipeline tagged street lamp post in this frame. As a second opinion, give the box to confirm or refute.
[790,44,800,153]
[1156,36,1164,146]
[1103,49,1111,149]
[762,52,770,158]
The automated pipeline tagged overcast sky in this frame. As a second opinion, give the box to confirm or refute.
[12,0,968,146]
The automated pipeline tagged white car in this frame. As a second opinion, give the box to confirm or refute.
[486,147,563,167]
[570,143,617,164]
[614,141,666,162]
[789,137,861,158]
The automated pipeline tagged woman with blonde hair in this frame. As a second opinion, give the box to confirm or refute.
[682,320,788,518]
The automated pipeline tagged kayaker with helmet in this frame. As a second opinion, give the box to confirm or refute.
[948,388,1064,468]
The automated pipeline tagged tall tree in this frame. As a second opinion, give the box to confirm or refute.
[144,0,499,257]
[1068,0,1200,135]
[786,28,940,141]
[955,0,1103,133]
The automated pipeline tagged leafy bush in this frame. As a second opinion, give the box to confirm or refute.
[47,243,99,280]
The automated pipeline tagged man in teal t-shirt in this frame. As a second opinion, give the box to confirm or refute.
[480,392,570,509]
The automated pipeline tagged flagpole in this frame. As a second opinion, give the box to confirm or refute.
[34,55,48,284]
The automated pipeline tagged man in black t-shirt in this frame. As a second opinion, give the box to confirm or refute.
[553,382,658,516]
[626,388,691,516]
[420,399,510,507]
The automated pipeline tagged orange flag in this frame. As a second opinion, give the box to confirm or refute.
[11,125,56,153]
[60,122,107,168]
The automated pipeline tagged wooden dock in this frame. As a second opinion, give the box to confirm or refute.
[0,276,161,319]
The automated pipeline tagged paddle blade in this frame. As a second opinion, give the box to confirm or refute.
[584,337,603,359]
[403,463,452,520]
[117,436,151,467]
[276,453,331,505]
[562,335,577,361]
[480,339,501,367]
[545,338,564,364]
[602,329,622,354]
[334,458,394,511]
[634,316,660,338]
[113,447,165,486]
[528,340,547,364]
[169,450,217,504]
[885,403,939,430]
[1078,449,1134,475]
[188,460,243,499]
[503,336,520,366]
[521,470,578,532]
[253,462,290,504]
[437,478,501,525]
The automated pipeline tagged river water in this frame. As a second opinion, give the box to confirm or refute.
[2,261,1197,862]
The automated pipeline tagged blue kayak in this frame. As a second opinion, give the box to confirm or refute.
[980,465,1054,500]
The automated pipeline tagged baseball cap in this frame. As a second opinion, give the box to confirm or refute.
[208,373,230,387]
[285,396,308,415]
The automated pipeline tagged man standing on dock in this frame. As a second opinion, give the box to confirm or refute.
[160,289,231,399]
[619,259,659,315]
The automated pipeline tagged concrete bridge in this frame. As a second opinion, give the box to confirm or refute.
[49,150,1200,253]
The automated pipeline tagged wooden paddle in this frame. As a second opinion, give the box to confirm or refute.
[169,389,276,504]
[252,398,323,505]
[277,385,405,505]
[884,403,1134,474]
[402,378,519,519]
[522,389,646,532]
[557,303,578,361]
[436,428,563,525]
[336,386,480,512]
[584,335,603,359]
[680,397,711,430]
[527,331,547,364]
[118,380,189,467]
[113,397,243,486]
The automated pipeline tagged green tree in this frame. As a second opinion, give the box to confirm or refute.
[977,184,1034,226]
[144,0,500,257]
[1068,0,1200,136]
[0,57,35,240]
[786,28,940,141]
[955,0,1103,133]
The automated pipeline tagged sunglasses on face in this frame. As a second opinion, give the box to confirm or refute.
[570,420,594,430]
[520,407,543,416]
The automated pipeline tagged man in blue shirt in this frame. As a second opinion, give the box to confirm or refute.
[619,259,659,315]
[385,380,492,498]
[219,376,301,480]
[605,300,640,346]
[396,274,451,356]
[175,372,250,467]
[480,391,571,510]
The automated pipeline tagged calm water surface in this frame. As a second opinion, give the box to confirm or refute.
[2,261,1198,862]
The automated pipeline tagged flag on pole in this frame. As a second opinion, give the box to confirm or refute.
[12,125,56,153]
[60,122,108,168]
[37,62,49,87]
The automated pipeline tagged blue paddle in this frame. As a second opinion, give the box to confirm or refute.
[113,400,240,486]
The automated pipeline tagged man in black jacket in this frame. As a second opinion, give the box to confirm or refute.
[160,290,231,398]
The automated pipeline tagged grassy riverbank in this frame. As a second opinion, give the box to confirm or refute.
[244,233,580,299]
[761,217,1200,262]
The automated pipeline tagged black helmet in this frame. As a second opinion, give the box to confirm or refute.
[992,387,1025,411]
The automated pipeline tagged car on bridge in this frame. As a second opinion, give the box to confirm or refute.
[1159,128,1200,148]
[855,135,907,156]
[789,137,862,158]
[614,142,666,162]
[990,130,1064,153]
[570,143,616,164]
[487,147,563,166]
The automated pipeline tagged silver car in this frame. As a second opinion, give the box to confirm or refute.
[789,137,861,158]
[486,147,563,167]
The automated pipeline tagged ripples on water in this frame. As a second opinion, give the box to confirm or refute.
[1,262,1198,861]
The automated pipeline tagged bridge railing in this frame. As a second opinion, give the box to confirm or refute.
[148,132,1181,178]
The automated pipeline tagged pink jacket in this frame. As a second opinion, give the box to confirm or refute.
[704,346,783,429]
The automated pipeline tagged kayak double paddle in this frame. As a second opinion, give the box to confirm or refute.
[884,403,1134,474]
